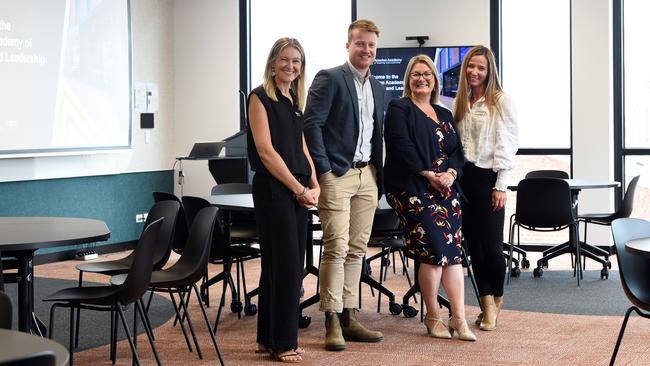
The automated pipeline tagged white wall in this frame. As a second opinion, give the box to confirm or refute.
[358,0,490,48]
[173,0,240,197]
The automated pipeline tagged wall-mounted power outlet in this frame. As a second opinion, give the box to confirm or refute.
[135,213,148,223]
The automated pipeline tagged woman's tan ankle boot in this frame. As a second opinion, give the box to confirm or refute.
[479,295,497,331]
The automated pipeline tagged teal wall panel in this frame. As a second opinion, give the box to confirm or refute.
[0,171,174,255]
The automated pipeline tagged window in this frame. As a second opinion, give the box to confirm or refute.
[250,0,351,92]
[616,0,650,220]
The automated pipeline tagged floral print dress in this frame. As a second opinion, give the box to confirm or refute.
[387,108,463,266]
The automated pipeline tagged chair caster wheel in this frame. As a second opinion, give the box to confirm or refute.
[522,258,530,269]
[601,268,609,280]
[533,267,543,277]
[389,302,402,315]
[298,315,311,328]
[244,303,257,316]
[200,289,209,305]
[402,305,418,318]
[511,267,521,278]
[300,287,305,298]
[231,300,243,313]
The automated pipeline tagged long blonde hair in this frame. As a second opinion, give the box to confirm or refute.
[453,45,503,123]
[402,55,441,105]
[262,38,306,110]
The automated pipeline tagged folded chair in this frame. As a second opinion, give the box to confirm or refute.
[609,218,650,365]
[111,207,224,365]
[44,219,164,366]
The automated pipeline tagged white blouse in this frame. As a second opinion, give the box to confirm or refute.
[455,92,519,191]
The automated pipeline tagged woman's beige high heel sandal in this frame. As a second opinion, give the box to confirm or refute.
[424,316,451,339]
[448,317,477,342]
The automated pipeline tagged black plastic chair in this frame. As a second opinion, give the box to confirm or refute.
[188,191,260,316]
[0,290,12,329]
[506,170,570,278]
[72,200,179,347]
[609,218,650,365]
[44,219,164,366]
[0,351,56,366]
[509,177,581,285]
[578,175,640,274]
[110,207,224,365]
[153,191,190,255]
[365,210,412,314]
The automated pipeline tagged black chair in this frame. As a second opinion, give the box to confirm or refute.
[0,351,56,366]
[44,219,164,366]
[365,210,412,314]
[609,218,650,365]
[578,175,640,276]
[153,191,190,255]
[506,170,570,278]
[110,207,224,365]
[509,177,582,285]
[72,200,179,347]
[0,290,12,329]
[182,196,260,322]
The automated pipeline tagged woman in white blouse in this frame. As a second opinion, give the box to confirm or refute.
[453,45,518,332]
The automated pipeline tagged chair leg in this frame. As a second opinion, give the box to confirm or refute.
[110,307,117,364]
[135,300,162,366]
[169,291,193,353]
[193,284,225,365]
[69,305,75,366]
[610,306,635,366]
[116,303,141,366]
[138,298,155,341]
[177,289,203,360]
[213,266,231,333]
[75,271,83,348]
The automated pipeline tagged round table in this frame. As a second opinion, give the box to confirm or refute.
[0,328,69,365]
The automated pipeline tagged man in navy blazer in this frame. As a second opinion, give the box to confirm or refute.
[304,19,385,351]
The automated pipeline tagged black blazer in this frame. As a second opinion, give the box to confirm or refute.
[383,97,464,195]
[303,62,386,196]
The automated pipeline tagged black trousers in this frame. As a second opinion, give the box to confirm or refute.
[459,163,506,297]
[252,173,307,352]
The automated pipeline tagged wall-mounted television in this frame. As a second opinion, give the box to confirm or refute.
[371,46,472,111]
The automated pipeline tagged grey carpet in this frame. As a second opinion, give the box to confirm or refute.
[458,269,630,316]
[4,277,175,351]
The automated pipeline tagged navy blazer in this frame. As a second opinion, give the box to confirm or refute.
[303,62,386,196]
[383,97,464,195]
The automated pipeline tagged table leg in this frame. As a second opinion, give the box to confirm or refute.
[15,253,33,332]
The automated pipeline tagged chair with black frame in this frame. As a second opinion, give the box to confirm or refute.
[364,209,412,314]
[0,289,12,330]
[110,207,224,365]
[209,183,261,316]
[72,201,179,348]
[181,195,258,328]
[44,218,164,366]
[506,170,569,279]
[508,177,582,285]
[153,191,190,255]
[609,218,650,365]
[578,175,640,278]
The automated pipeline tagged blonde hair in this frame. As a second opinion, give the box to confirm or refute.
[453,45,504,123]
[347,19,380,41]
[402,54,441,105]
[262,38,306,110]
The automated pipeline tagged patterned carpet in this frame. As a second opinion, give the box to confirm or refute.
[28,249,650,365]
